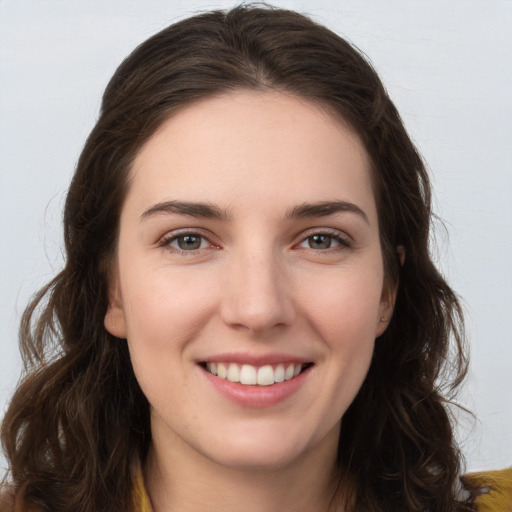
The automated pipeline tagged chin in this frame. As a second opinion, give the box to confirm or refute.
[206,442,307,472]
[199,420,339,472]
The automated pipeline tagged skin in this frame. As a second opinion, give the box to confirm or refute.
[105,90,395,512]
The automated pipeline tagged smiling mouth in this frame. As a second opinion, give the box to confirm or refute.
[200,362,313,386]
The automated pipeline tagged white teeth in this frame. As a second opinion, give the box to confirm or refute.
[274,364,285,383]
[284,364,295,380]
[240,364,257,385]
[217,362,227,379]
[205,362,305,385]
[227,363,239,382]
[257,365,274,386]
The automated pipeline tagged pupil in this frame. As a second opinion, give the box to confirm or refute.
[310,234,331,249]
[178,235,201,250]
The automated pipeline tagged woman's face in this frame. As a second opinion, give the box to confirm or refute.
[105,90,394,471]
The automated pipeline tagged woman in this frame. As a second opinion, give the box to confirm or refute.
[0,5,507,512]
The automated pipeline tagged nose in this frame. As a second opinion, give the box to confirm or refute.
[220,246,296,335]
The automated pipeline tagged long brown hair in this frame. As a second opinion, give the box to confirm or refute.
[1,5,470,511]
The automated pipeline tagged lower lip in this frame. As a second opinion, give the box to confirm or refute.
[201,366,311,408]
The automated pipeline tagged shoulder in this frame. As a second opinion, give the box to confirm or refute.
[462,467,512,512]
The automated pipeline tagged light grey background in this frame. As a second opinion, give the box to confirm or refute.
[1,0,511,472]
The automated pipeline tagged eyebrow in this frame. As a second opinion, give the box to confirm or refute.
[141,200,230,221]
[286,201,370,224]
[140,199,369,224]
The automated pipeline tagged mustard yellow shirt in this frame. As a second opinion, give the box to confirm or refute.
[133,470,153,512]
[133,467,512,511]
[462,467,512,512]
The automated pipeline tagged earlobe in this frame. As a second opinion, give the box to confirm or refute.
[375,281,398,338]
[376,246,405,337]
[397,245,405,266]
[104,283,127,339]
[104,304,127,338]
[375,300,394,337]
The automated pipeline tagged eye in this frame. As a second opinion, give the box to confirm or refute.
[297,231,351,251]
[159,232,214,252]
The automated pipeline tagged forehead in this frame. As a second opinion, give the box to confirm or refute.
[127,90,376,221]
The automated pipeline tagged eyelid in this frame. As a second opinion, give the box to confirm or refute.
[157,228,220,253]
[293,227,353,250]
[155,226,353,254]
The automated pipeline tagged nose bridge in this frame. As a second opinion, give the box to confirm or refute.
[221,239,294,333]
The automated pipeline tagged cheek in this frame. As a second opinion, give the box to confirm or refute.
[297,266,382,405]
[298,266,384,342]
[120,265,219,345]
[120,269,220,410]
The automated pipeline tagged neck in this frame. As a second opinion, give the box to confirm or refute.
[144,421,344,512]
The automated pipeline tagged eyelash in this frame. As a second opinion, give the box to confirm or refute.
[296,229,352,252]
[158,231,216,254]
[157,228,352,254]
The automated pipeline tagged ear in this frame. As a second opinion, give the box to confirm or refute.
[375,292,395,338]
[104,277,127,339]
[397,244,405,266]
[375,245,405,337]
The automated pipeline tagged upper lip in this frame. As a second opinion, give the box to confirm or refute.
[198,352,313,366]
